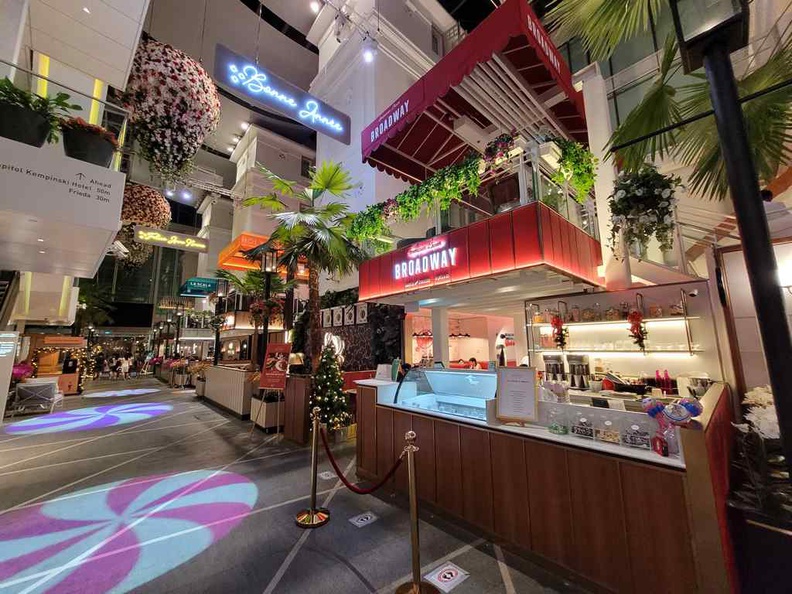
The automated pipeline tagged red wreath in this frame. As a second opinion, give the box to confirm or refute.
[628,311,648,351]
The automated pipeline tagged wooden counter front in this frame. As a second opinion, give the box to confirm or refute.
[356,384,734,594]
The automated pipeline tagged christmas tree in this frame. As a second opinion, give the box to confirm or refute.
[310,344,351,429]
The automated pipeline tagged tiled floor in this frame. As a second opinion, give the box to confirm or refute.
[0,378,589,593]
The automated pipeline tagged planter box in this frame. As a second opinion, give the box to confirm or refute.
[62,127,115,167]
[251,398,284,432]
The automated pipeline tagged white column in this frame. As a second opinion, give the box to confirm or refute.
[0,0,28,75]
[512,313,529,365]
[431,307,449,367]
[573,63,631,289]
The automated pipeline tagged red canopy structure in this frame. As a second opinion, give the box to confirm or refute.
[361,0,587,184]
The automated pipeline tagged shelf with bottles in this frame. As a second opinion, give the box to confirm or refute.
[529,316,699,329]
[534,348,703,356]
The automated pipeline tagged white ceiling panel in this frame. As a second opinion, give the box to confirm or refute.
[29,0,150,88]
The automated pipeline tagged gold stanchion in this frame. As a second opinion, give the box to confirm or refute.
[396,431,440,594]
[295,406,330,529]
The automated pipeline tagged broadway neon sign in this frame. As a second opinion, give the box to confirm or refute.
[393,237,458,282]
[215,44,351,145]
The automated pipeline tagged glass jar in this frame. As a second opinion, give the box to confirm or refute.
[594,413,622,445]
[622,419,652,449]
[547,404,569,435]
[570,409,594,439]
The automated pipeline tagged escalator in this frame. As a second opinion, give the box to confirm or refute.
[0,271,20,328]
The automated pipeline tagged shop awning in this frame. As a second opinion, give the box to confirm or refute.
[218,233,268,271]
[361,0,587,183]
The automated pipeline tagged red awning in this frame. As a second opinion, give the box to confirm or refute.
[361,0,587,183]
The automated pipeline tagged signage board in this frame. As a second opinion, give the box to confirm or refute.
[43,336,87,347]
[134,226,208,253]
[180,277,218,297]
[260,343,292,390]
[215,44,351,145]
[392,236,459,291]
[496,366,538,424]
[0,332,17,424]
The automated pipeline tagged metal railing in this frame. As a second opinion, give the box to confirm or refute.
[0,57,130,172]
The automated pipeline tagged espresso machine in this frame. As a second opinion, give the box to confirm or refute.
[542,354,565,381]
[567,355,590,389]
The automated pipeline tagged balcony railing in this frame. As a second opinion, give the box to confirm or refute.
[0,57,130,172]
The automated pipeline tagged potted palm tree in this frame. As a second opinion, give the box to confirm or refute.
[0,78,80,147]
[60,117,119,167]
[244,162,367,371]
[214,269,292,371]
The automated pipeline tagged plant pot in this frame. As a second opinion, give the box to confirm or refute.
[62,127,115,167]
[0,103,49,147]
[195,379,206,397]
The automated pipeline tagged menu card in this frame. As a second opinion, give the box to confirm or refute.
[496,367,538,423]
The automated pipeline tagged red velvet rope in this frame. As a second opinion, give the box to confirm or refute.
[319,426,404,495]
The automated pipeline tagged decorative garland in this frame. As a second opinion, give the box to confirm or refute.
[551,315,568,350]
[609,165,682,258]
[628,310,648,352]
[551,137,597,202]
[123,39,221,182]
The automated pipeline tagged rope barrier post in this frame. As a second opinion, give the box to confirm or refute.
[295,406,330,529]
[396,431,439,594]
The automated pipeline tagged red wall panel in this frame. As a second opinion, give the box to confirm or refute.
[513,204,541,268]
[359,259,371,300]
[467,220,492,278]
[549,211,562,269]
[567,227,580,276]
[378,251,393,296]
[558,215,571,272]
[488,212,516,273]
[539,205,554,263]
[368,255,381,298]
[448,228,470,283]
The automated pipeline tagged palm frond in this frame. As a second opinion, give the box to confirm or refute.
[673,41,792,199]
[257,165,298,197]
[608,36,682,170]
[242,193,287,212]
[545,0,665,61]
[274,211,321,229]
[310,161,354,199]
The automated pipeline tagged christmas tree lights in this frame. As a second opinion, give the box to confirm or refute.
[309,344,351,430]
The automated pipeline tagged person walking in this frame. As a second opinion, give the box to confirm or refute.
[120,356,130,380]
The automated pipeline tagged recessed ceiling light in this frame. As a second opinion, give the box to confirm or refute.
[181,189,192,199]
[241,122,250,131]
[233,135,241,143]
[39,250,46,254]
[227,145,235,152]
[164,189,174,197]
[82,6,90,14]
[37,238,44,242]
[310,1,321,14]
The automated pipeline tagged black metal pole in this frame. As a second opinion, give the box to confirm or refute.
[174,307,182,358]
[213,297,223,366]
[261,271,272,369]
[704,43,792,476]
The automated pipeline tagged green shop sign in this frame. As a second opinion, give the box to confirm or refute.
[179,277,218,298]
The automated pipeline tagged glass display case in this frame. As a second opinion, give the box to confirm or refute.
[393,367,498,421]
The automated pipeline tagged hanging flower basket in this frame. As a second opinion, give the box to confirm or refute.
[608,165,682,258]
[115,184,171,267]
[61,118,118,167]
[123,39,221,182]
[121,183,171,228]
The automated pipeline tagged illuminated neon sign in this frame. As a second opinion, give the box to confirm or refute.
[215,44,351,145]
[394,237,458,280]
[134,226,208,253]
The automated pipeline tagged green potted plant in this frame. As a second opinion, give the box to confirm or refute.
[0,78,80,147]
[60,117,119,167]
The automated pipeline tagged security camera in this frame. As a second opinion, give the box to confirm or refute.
[688,289,699,297]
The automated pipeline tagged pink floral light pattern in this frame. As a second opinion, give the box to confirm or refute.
[123,39,221,181]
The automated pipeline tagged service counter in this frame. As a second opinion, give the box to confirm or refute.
[356,377,735,594]
[203,365,256,417]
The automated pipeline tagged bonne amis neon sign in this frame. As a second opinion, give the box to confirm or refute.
[215,44,351,145]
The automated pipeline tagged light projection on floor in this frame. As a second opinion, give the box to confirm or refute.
[84,388,160,399]
[4,403,173,435]
[0,471,257,593]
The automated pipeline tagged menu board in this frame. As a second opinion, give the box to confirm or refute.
[260,343,292,390]
[496,367,538,423]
